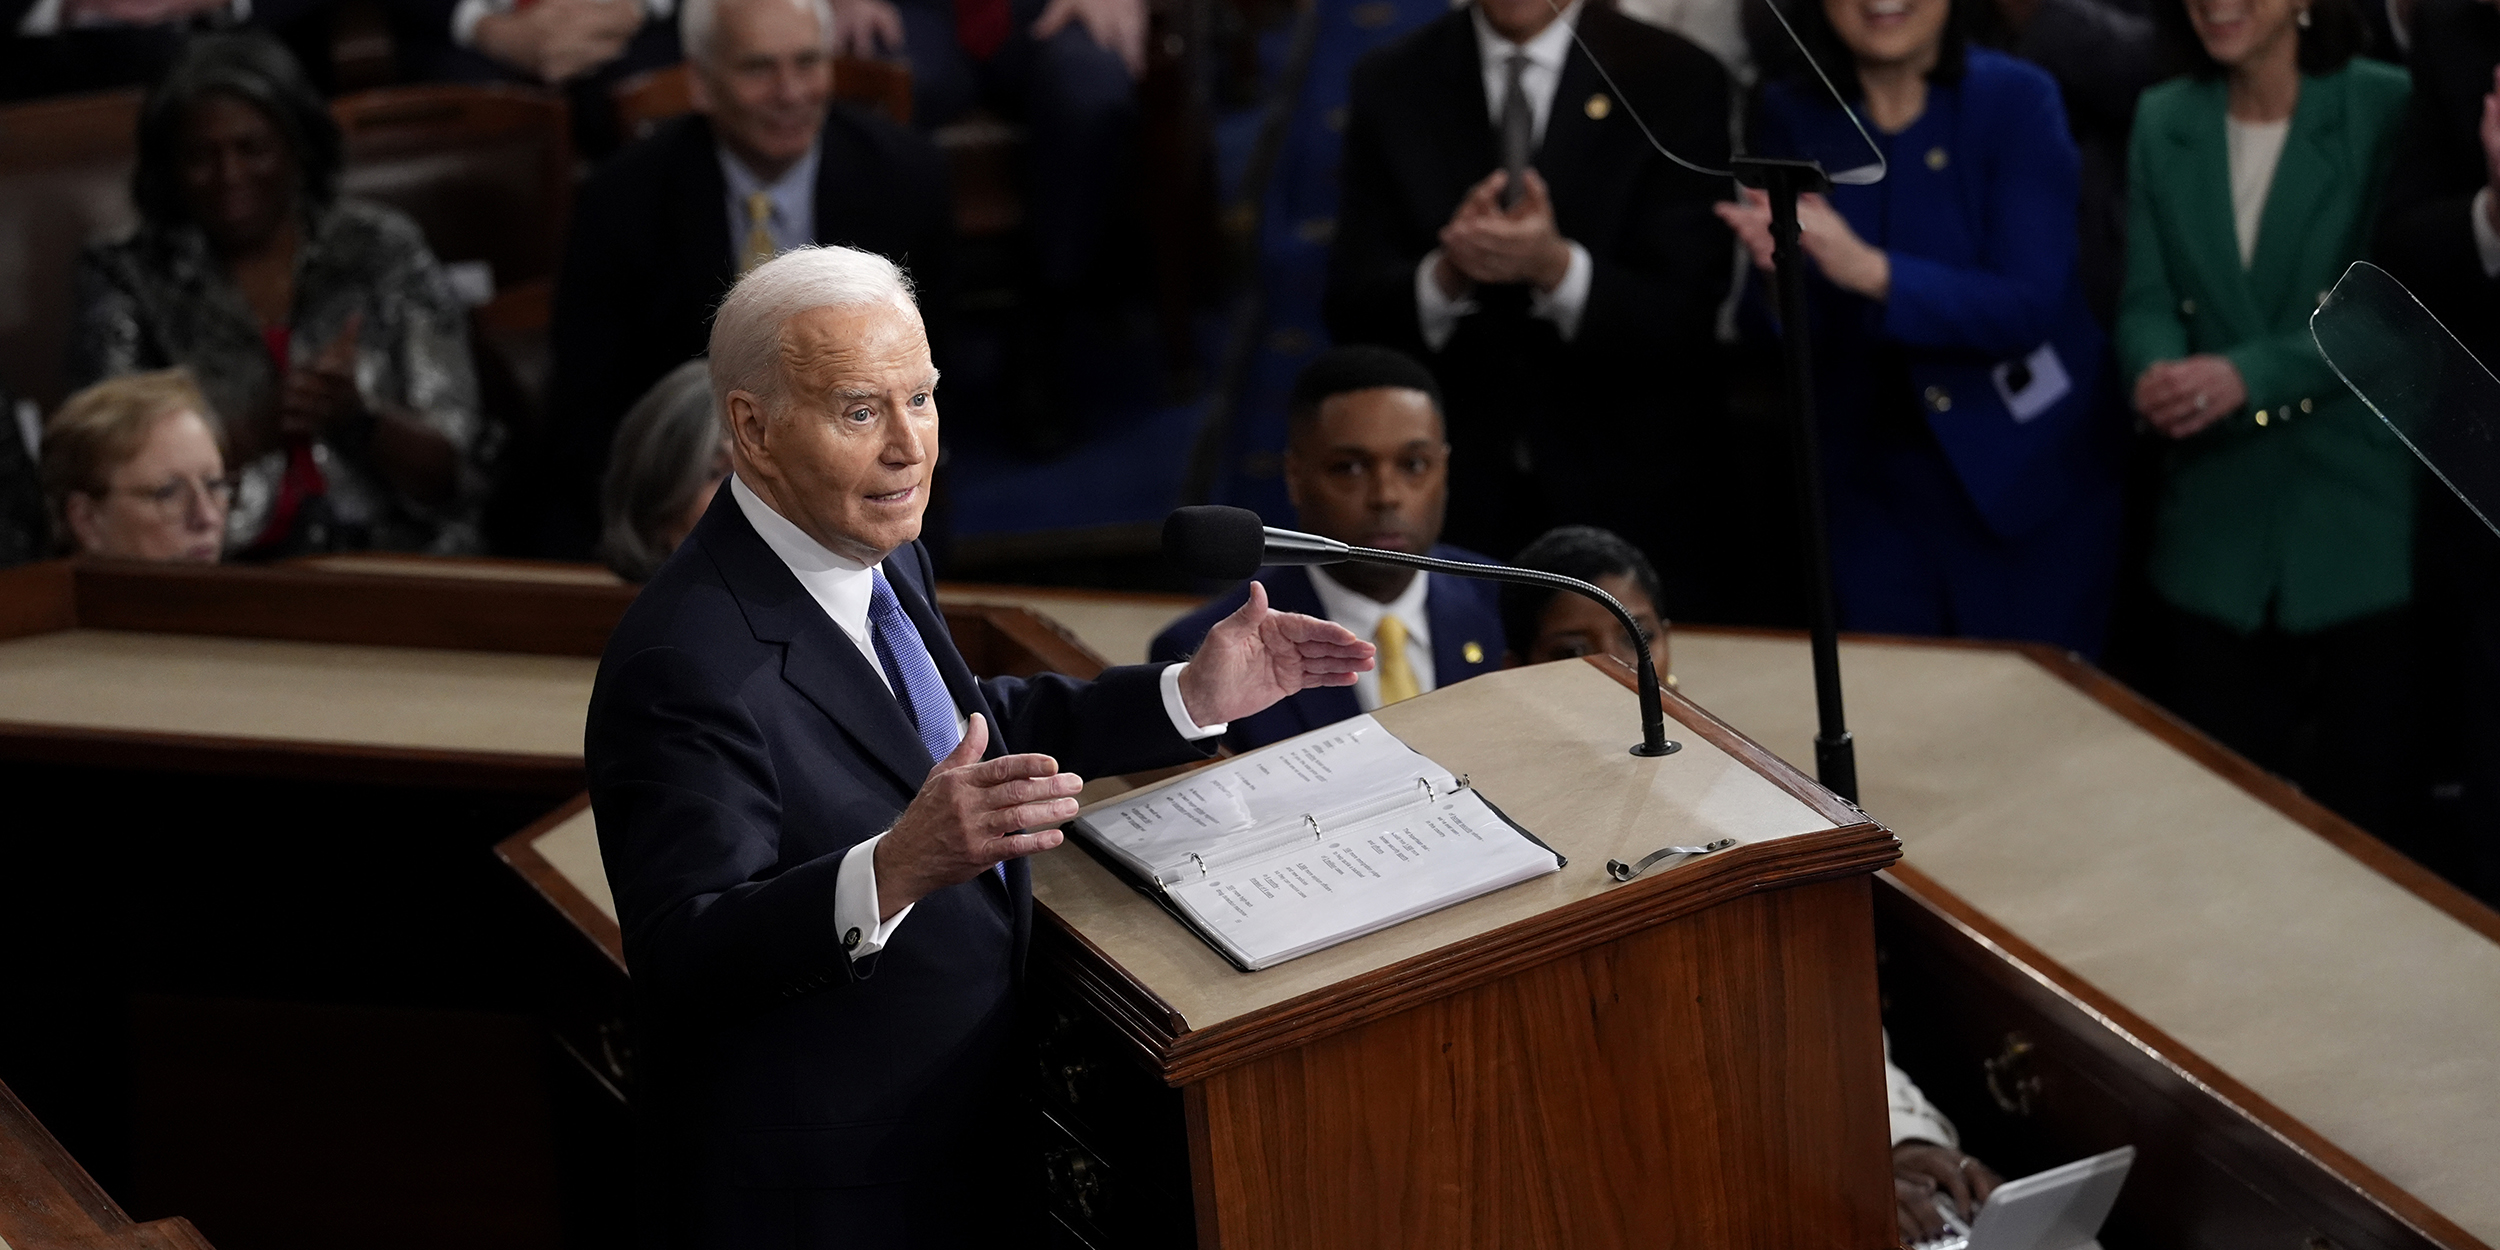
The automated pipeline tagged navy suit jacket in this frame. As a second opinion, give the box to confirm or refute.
[1757,49,2118,541]
[1147,550,1506,751]
[585,485,1207,1247]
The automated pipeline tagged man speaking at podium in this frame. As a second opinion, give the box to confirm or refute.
[584,245,1373,1247]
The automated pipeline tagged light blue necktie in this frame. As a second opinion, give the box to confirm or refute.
[866,570,1005,885]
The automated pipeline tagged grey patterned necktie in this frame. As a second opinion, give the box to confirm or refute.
[1499,51,1532,210]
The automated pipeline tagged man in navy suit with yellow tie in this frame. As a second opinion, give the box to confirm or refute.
[1152,346,1507,751]
[584,245,1373,1248]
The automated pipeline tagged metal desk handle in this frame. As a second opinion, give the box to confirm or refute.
[1606,837,1735,882]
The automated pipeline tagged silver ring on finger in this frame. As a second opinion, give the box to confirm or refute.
[2193,391,2209,412]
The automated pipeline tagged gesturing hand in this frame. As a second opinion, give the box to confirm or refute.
[1714,188,1889,299]
[1892,1141,2002,1243]
[1175,581,1375,728]
[873,714,1082,918]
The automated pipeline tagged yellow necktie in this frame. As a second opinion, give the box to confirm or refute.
[740,191,776,274]
[1376,615,1420,705]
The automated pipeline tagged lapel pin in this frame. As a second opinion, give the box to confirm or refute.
[1925,146,1948,170]
[1463,641,1485,664]
[1585,93,1611,120]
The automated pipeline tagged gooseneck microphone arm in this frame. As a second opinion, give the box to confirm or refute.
[1163,507,1678,758]
[1308,540,1679,759]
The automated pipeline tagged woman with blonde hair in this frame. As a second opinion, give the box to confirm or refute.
[42,369,231,563]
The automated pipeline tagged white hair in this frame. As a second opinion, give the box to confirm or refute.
[708,245,921,417]
[680,0,834,67]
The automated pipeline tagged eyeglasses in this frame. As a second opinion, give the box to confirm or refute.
[102,473,238,521]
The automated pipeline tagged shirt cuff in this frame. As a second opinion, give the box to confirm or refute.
[833,833,915,960]
[1529,241,1593,341]
[2473,188,2500,280]
[450,0,505,46]
[1414,250,1478,353]
[1160,662,1228,741]
[17,0,63,35]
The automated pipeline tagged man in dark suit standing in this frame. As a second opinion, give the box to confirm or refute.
[1323,0,1732,572]
[1151,346,1504,751]
[539,0,952,556]
[587,245,1372,1246]
[2375,0,2500,903]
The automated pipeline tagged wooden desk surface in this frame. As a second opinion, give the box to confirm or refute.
[1032,660,1856,1037]
[1670,629,2500,1246]
[0,629,596,758]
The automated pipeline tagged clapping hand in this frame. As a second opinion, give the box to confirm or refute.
[1175,582,1375,728]
[1715,187,1890,299]
[874,714,1084,917]
[474,0,644,84]
[276,312,368,440]
[1437,168,1575,294]
[828,0,905,57]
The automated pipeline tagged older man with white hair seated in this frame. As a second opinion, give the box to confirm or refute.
[537,0,951,557]
[586,245,1374,1246]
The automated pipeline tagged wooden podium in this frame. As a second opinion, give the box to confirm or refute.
[1027,659,1902,1248]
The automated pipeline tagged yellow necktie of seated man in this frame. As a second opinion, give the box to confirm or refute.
[741,191,776,275]
[1376,615,1421,705]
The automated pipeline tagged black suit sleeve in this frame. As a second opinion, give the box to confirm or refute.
[2375,0,2500,363]
[588,645,862,1016]
[1571,40,1733,363]
[1324,52,1439,358]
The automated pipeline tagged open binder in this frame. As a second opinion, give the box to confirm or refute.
[1066,715,1565,971]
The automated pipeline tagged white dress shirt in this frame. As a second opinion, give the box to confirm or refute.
[2224,115,2289,271]
[730,476,1223,960]
[718,139,822,262]
[1414,0,1596,352]
[1308,566,1436,713]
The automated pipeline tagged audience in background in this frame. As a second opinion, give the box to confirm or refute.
[599,358,725,581]
[1725,0,2122,657]
[0,381,44,567]
[382,0,681,153]
[2119,0,2410,834]
[1151,346,1503,751]
[1970,0,2163,325]
[823,0,1138,423]
[70,34,487,557]
[2378,0,2500,896]
[1325,0,1734,578]
[41,369,230,563]
[1500,525,1666,669]
[542,0,949,557]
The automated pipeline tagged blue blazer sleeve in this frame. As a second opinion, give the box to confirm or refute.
[1881,64,2084,354]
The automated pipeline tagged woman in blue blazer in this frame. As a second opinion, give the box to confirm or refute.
[1724,0,2123,656]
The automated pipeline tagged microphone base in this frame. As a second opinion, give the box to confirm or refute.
[1630,740,1683,758]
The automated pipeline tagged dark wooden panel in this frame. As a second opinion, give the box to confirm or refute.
[1191,876,1893,1250]
[1876,867,2481,1250]
[0,1078,214,1250]
[0,559,75,640]
[68,561,635,656]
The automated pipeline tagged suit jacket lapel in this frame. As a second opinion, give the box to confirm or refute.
[1424,571,1496,683]
[1534,9,1609,208]
[2166,80,2263,337]
[2248,72,2344,323]
[673,116,739,294]
[696,491,937,793]
[1432,14,1500,204]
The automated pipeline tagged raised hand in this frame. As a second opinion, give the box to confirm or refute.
[1175,581,1375,728]
[829,0,906,58]
[276,311,367,439]
[873,714,1084,917]
[1031,0,1145,77]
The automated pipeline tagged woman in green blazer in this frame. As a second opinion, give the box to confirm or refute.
[2118,0,2410,830]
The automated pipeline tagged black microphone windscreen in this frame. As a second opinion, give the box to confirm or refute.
[1163,506,1267,580]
